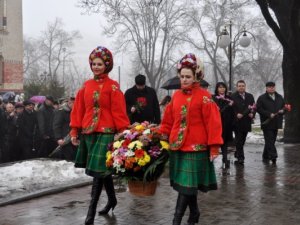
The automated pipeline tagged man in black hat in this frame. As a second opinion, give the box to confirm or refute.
[37,95,57,157]
[125,74,161,124]
[17,100,39,160]
[256,81,285,164]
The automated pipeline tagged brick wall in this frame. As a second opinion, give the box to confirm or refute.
[0,60,23,91]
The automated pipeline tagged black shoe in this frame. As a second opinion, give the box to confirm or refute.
[262,158,270,164]
[271,159,277,164]
[235,159,244,165]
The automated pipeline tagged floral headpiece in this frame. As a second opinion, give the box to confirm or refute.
[89,46,114,73]
[177,53,197,72]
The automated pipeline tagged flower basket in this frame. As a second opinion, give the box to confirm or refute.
[106,121,169,195]
[128,180,158,196]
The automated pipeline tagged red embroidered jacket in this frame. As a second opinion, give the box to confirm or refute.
[160,84,223,153]
[70,75,130,137]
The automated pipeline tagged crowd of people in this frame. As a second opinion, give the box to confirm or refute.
[0,96,77,163]
[0,45,287,225]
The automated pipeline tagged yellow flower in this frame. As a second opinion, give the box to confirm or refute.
[106,151,112,161]
[135,125,145,131]
[128,140,143,150]
[144,154,151,163]
[138,159,147,166]
[160,141,170,150]
[113,140,123,149]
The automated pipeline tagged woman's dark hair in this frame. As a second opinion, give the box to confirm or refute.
[214,82,228,96]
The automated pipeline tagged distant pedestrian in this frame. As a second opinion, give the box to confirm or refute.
[70,46,129,224]
[125,74,161,124]
[17,100,39,160]
[160,53,223,225]
[256,81,285,164]
[231,80,256,165]
[53,97,77,161]
[213,82,235,169]
[37,95,57,157]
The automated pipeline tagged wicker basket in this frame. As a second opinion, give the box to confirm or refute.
[128,180,158,196]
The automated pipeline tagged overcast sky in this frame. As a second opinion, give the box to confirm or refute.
[23,0,128,87]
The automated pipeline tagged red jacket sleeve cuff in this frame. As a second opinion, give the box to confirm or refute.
[70,128,78,138]
[210,145,220,157]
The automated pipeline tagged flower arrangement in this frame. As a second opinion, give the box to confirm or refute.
[106,121,169,182]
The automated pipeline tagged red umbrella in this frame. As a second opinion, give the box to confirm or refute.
[30,95,46,104]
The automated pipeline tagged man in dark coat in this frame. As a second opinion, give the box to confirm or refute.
[37,95,57,157]
[53,97,77,161]
[1,102,18,163]
[256,82,285,164]
[0,98,5,162]
[17,100,39,160]
[231,80,256,164]
[125,74,161,124]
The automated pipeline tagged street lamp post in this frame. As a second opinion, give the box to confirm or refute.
[218,20,255,92]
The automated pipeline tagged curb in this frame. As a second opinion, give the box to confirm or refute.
[0,180,92,207]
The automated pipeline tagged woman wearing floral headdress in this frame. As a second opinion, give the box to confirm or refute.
[70,46,130,224]
[160,53,223,225]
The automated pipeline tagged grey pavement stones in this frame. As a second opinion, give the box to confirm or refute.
[1,144,300,225]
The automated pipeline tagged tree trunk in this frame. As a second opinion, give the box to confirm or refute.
[282,52,300,143]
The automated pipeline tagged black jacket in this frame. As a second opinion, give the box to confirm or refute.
[37,103,55,138]
[124,86,161,124]
[231,91,256,132]
[256,92,285,130]
[53,105,71,140]
[213,95,235,142]
[17,109,39,141]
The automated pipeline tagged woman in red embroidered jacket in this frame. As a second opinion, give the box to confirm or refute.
[160,54,223,225]
[70,46,130,225]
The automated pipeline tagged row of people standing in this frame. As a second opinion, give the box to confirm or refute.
[0,96,76,163]
[212,80,285,167]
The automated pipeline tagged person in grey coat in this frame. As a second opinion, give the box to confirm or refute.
[256,81,285,164]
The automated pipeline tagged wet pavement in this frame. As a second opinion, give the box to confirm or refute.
[1,144,300,225]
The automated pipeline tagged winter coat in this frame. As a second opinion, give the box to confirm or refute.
[160,83,223,152]
[256,92,285,130]
[70,75,129,136]
[53,104,71,140]
[17,109,39,142]
[212,94,235,143]
[37,103,55,138]
[125,86,161,124]
[231,91,256,132]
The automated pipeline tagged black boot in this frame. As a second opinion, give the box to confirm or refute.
[173,193,189,225]
[187,195,200,225]
[85,178,103,225]
[98,175,117,215]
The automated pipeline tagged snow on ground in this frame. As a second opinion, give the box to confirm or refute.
[0,159,91,203]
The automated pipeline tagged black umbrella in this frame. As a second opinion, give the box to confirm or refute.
[161,76,180,90]
[161,76,210,90]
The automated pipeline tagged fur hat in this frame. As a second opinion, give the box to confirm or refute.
[89,46,113,73]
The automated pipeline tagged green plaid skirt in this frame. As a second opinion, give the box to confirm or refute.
[169,150,217,195]
[74,133,114,178]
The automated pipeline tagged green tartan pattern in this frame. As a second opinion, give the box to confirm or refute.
[74,133,114,178]
[169,150,217,195]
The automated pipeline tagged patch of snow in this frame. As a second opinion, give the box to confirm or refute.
[0,159,91,203]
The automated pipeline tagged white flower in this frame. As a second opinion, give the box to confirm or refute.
[143,129,151,135]
[125,150,135,157]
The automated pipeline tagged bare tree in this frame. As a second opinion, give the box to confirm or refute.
[23,18,82,99]
[78,0,189,90]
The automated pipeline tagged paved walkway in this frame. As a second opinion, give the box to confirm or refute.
[1,144,300,225]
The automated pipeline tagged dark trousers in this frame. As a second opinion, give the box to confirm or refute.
[262,129,278,160]
[21,138,38,160]
[221,143,228,162]
[235,130,248,160]
[39,138,57,158]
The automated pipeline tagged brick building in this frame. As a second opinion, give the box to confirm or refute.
[0,0,23,93]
